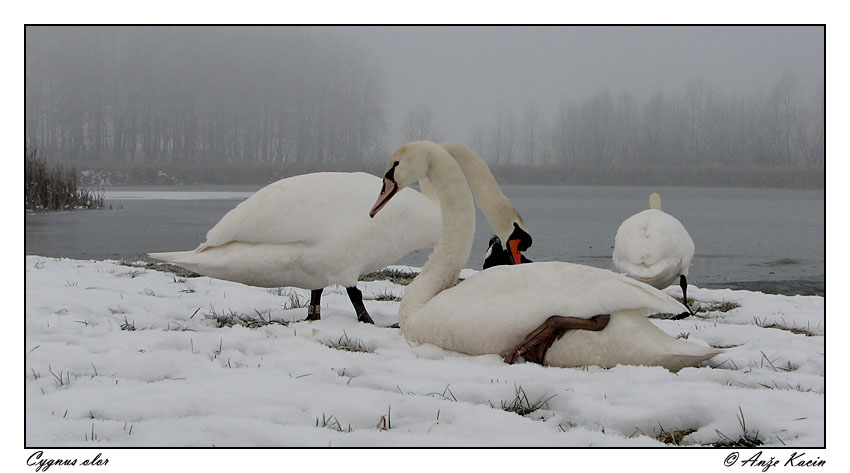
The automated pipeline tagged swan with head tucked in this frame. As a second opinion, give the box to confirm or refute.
[369,141,719,371]
[613,192,696,315]
[148,145,534,324]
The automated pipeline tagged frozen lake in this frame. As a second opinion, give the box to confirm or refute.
[24,184,824,296]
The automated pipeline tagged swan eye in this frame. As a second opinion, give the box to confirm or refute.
[384,161,399,180]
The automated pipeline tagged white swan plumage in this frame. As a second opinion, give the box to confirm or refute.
[441,142,532,268]
[149,171,441,322]
[370,141,719,371]
[613,192,695,307]
[148,145,533,323]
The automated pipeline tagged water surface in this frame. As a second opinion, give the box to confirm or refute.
[25,185,824,296]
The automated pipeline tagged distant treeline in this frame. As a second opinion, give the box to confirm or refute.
[26,27,385,166]
[485,163,823,188]
[26,27,824,188]
[75,159,822,189]
[462,77,824,183]
[77,160,386,187]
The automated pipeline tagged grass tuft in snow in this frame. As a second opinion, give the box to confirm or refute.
[284,293,307,310]
[203,308,289,329]
[710,301,741,312]
[316,413,351,433]
[267,287,287,297]
[654,425,697,445]
[651,299,741,319]
[376,406,392,430]
[710,407,763,447]
[120,316,137,331]
[48,366,71,387]
[268,288,309,310]
[121,260,201,278]
[85,423,98,442]
[359,268,419,286]
[322,331,371,353]
[426,384,458,402]
[492,385,555,417]
[693,299,741,313]
[368,288,402,302]
[752,316,820,337]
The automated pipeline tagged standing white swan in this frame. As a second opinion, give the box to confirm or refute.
[149,145,535,324]
[369,141,719,371]
[149,172,441,324]
[613,192,696,315]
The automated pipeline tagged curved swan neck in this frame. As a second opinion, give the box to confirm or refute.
[400,144,476,320]
[418,177,439,203]
[649,192,662,210]
[441,141,526,242]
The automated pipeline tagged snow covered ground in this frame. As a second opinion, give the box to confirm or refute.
[25,255,824,448]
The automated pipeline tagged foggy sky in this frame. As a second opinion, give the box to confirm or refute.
[332,26,824,145]
[25,25,825,187]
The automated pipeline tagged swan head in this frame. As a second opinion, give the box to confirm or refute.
[482,222,534,269]
[369,141,437,218]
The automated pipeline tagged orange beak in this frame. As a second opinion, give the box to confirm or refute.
[508,238,522,265]
[369,177,398,218]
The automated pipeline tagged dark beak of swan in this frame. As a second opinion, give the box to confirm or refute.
[370,177,398,218]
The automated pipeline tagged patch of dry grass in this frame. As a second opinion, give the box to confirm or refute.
[25,150,104,210]
[359,268,419,286]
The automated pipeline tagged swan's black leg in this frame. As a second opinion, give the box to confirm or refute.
[503,314,610,365]
[306,288,323,321]
[672,275,696,319]
[346,286,375,324]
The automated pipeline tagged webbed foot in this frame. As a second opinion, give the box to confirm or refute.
[305,305,321,321]
[503,314,610,365]
[357,310,375,324]
[305,289,323,321]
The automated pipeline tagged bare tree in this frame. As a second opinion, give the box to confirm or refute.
[401,104,439,142]
[488,105,517,165]
[520,102,543,166]
[25,26,387,173]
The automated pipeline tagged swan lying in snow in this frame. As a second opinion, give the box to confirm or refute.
[149,143,533,324]
[613,192,696,315]
[369,141,719,371]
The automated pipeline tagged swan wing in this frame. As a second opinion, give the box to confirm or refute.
[150,172,441,287]
[407,261,687,355]
[200,172,437,250]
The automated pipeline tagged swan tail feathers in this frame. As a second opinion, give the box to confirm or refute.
[664,344,722,371]
[147,250,199,264]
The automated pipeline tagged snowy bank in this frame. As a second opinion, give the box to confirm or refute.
[25,256,824,447]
